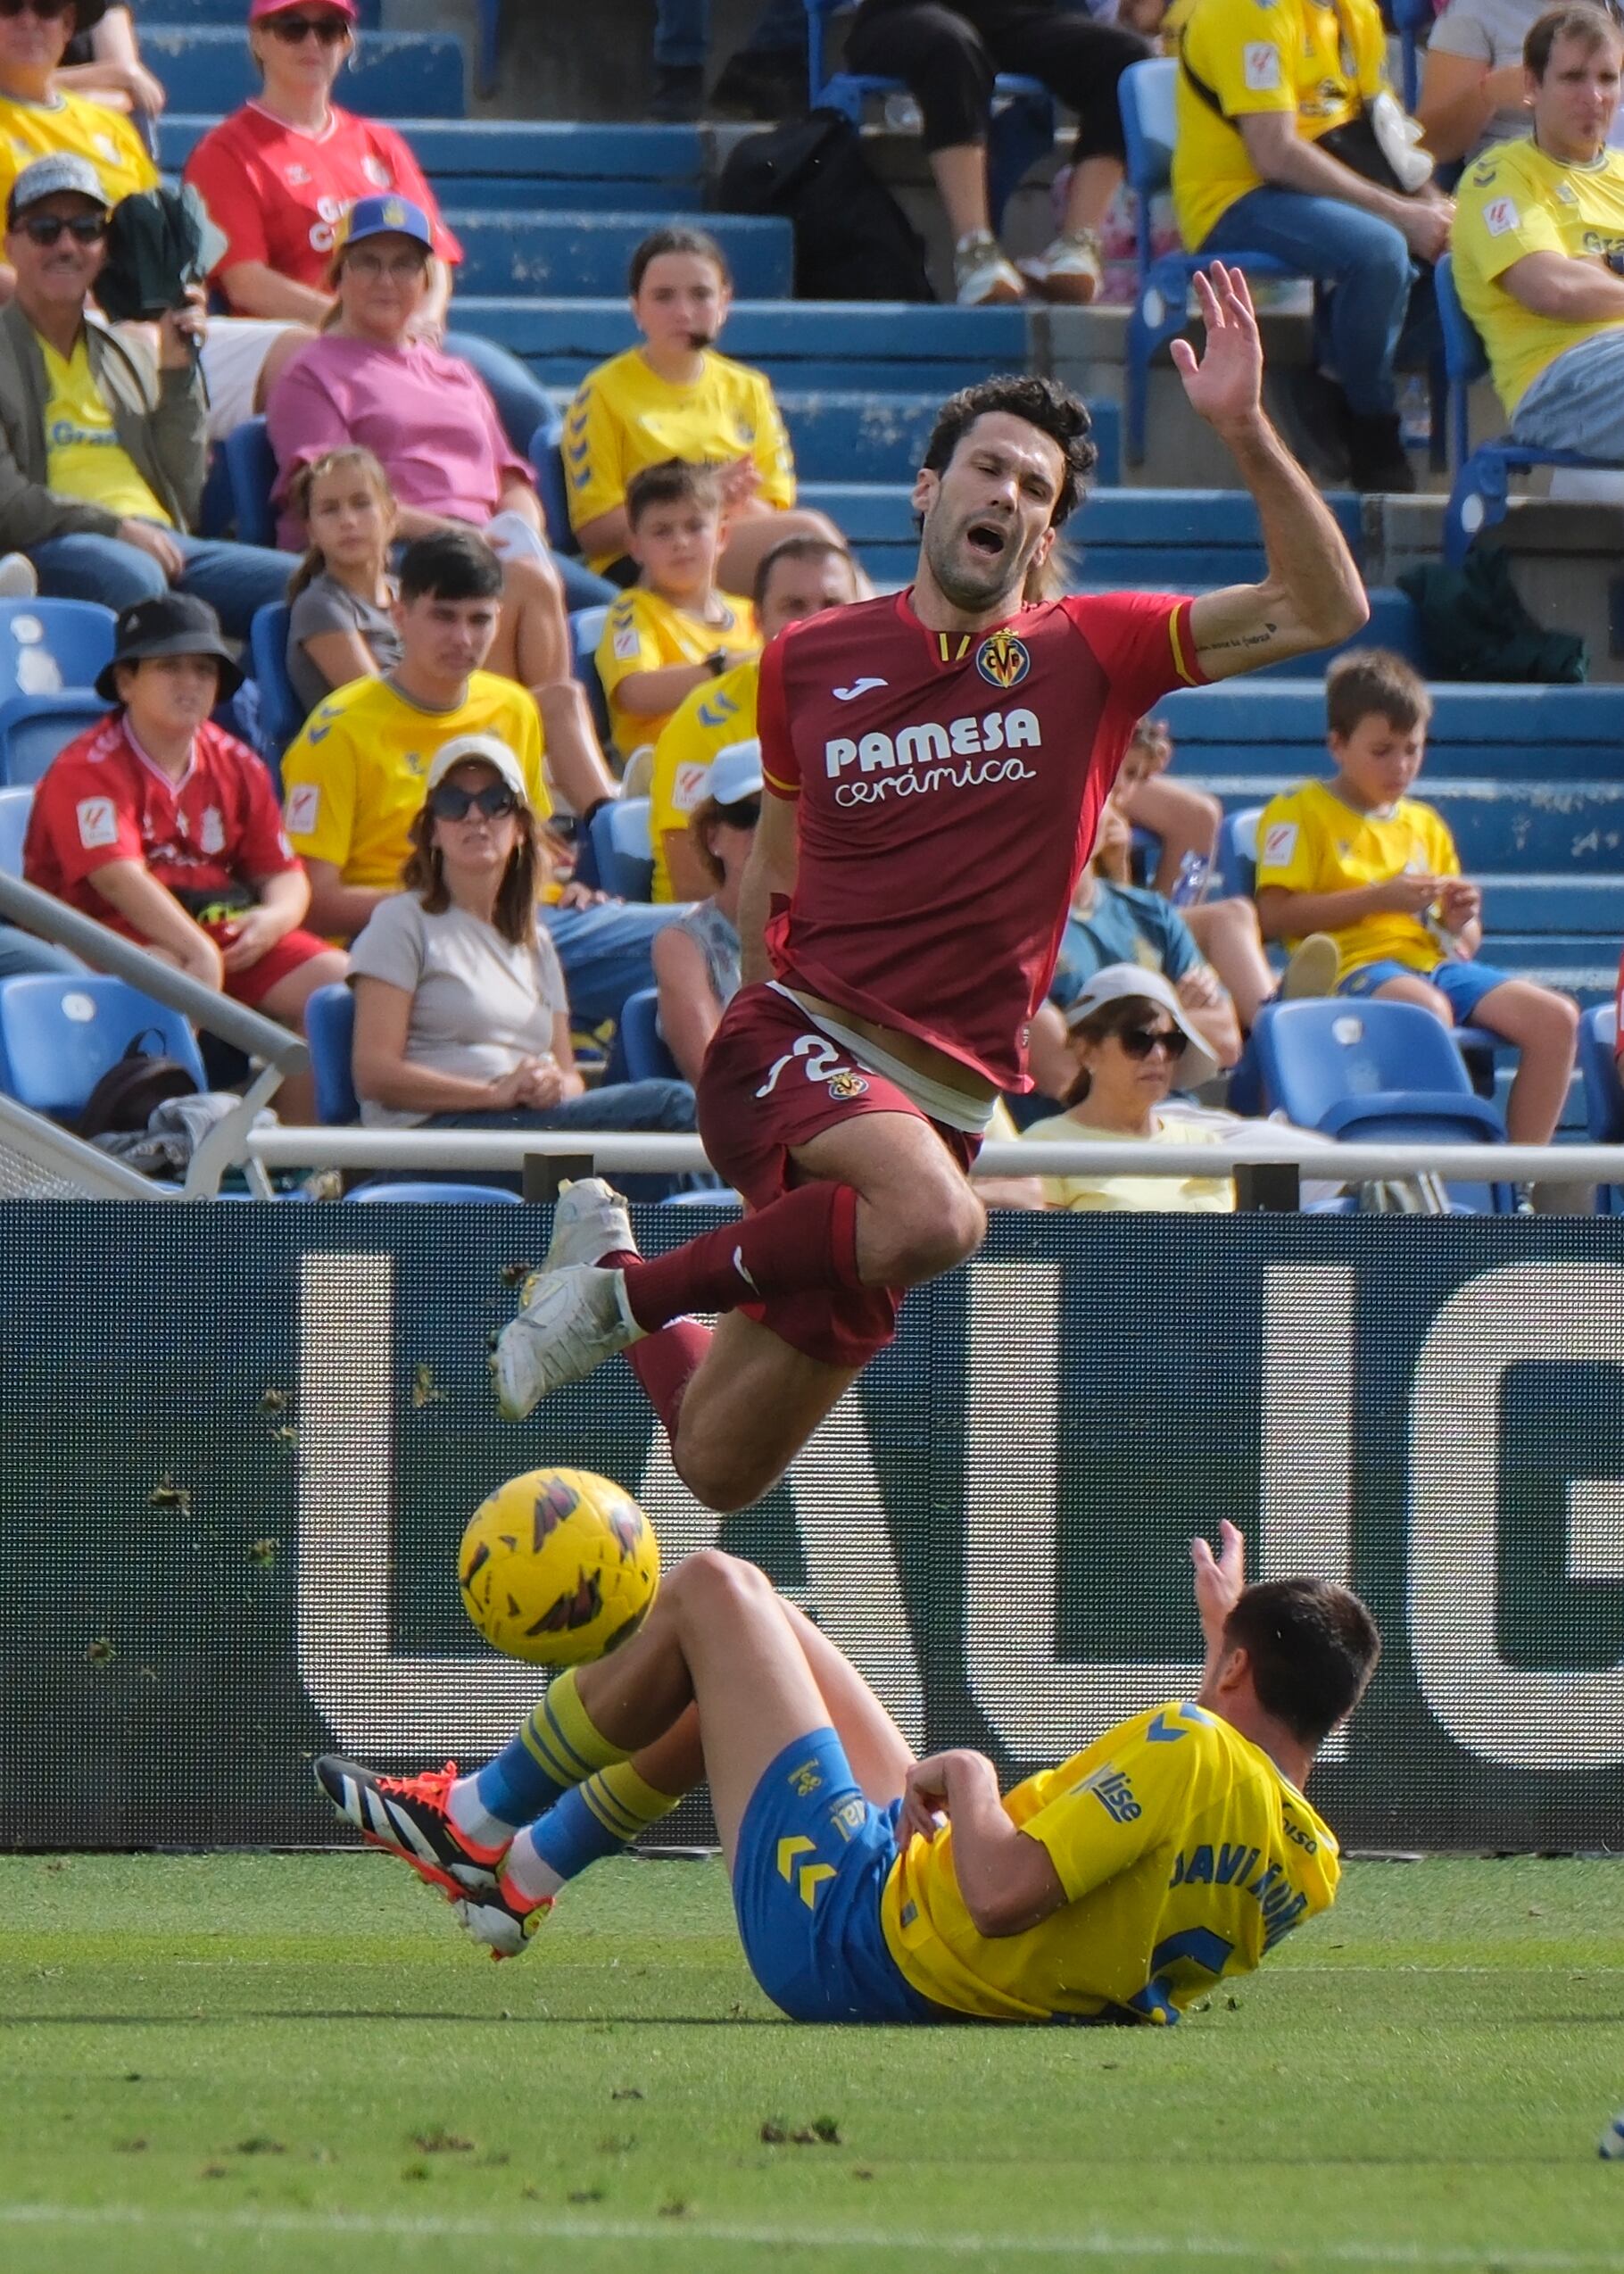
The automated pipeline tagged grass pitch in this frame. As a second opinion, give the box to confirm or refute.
[1,1854,1621,2274]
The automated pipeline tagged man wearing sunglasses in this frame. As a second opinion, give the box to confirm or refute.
[0,153,294,634]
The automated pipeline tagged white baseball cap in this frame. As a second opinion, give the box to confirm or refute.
[708,738,763,808]
[1061,962,1217,1088]
[425,734,530,806]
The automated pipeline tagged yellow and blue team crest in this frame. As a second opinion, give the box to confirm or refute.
[826,1067,869,1100]
[975,629,1031,690]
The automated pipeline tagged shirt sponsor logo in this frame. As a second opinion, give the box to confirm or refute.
[1484,196,1520,237]
[1242,41,1283,91]
[829,1797,867,1842]
[833,676,888,701]
[286,783,320,835]
[611,621,640,662]
[75,796,118,851]
[672,761,709,813]
[198,807,226,858]
[974,630,1031,689]
[1262,821,1297,866]
[824,708,1041,807]
[1084,1767,1141,1824]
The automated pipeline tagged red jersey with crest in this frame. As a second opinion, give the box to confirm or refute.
[25,715,297,930]
[758,587,1206,1090]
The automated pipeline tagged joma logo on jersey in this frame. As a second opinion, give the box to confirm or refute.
[975,630,1030,689]
[824,707,1040,776]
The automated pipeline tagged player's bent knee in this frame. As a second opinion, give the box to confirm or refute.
[886,1181,985,1283]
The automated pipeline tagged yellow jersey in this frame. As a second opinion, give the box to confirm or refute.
[1255,776,1460,979]
[39,336,170,525]
[565,345,796,573]
[0,88,157,213]
[1453,137,1624,415]
[1172,0,1388,250]
[646,657,759,902]
[596,585,758,765]
[882,1702,1338,2024]
[281,672,547,896]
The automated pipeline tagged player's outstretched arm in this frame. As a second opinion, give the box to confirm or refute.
[1175,266,1370,681]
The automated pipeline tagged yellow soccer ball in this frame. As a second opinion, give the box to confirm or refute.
[458,1467,660,1666]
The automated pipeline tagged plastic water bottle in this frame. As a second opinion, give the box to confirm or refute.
[1170,851,1212,909]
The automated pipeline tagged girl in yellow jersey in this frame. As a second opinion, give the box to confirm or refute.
[317,1515,1380,2024]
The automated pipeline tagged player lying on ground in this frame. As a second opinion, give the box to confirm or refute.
[489,267,1371,1515]
[315,1524,1380,2025]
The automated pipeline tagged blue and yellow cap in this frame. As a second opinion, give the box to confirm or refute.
[335,194,434,254]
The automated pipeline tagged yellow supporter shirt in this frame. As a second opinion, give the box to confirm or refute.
[565,345,796,573]
[1020,1111,1235,1214]
[0,88,157,213]
[1255,776,1460,980]
[39,336,170,524]
[1172,0,1388,251]
[281,672,548,896]
[646,657,759,902]
[1453,137,1624,416]
[883,1701,1338,2024]
[596,585,758,765]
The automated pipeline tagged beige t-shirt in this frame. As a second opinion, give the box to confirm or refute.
[348,892,568,1129]
[1019,1111,1235,1214]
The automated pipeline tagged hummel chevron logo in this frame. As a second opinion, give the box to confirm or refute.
[833,677,888,701]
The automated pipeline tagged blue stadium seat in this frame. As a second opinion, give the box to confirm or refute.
[475,0,502,98]
[617,986,679,1082]
[222,419,278,552]
[446,210,793,300]
[0,597,116,784]
[0,974,205,1120]
[249,602,302,774]
[570,604,610,744]
[590,797,654,901]
[143,27,465,117]
[530,408,576,558]
[305,983,359,1127]
[1578,1002,1624,1139]
[0,785,31,877]
[1216,803,1263,900]
[0,701,110,788]
[1118,59,1304,467]
[1390,0,1431,108]
[348,1181,524,1204]
[804,0,1052,228]
[1437,253,1607,566]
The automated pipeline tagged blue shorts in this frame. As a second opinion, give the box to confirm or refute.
[1337,958,1512,1022]
[732,1728,946,2025]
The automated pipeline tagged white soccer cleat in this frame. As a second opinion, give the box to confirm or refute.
[452,1885,552,1962]
[536,1176,635,1282]
[491,1264,643,1420]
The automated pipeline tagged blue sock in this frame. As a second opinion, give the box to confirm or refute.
[503,1764,683,1904]
[473,1667,625,1827]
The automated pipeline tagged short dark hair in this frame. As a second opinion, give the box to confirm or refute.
[1325,648,1432,739]
[626,457,722,529]
[398,527,504,604]
[628,225,733,298]
[752,532,857,614]
[922,375,1098,529]
[1525,2,1623,78]
[1222,1580,1381,1748]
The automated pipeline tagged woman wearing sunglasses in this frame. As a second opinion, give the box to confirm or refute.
[1019,963,1234,1214]
[348,734,698,1192]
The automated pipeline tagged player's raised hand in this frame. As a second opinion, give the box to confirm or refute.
[1171,265,1264,435]
[1190,1519,1246,1641]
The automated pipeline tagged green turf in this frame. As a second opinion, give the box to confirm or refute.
[2,1854,1622,2274]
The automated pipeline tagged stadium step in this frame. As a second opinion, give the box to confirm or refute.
[1199,776,1624,877]
[1164,681,1624,778]
[776,389,1121,491]
[144,27,465,117]
[444,210,791,301]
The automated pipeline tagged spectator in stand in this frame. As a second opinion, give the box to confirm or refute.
[1451,6,1624,455]
[1110,711,1222,903]
[266,195,617,809]
[595,459,760,768]
[283,528,675,1026]
[0,155,292,631]
[60,4,165,122]
[1418,0,1541,162]
[650,737,758,1083]
[179,0,567,489]
[840,0,1151,306]
[22,592,344,1118]
[1172,0,1452,491]
[349,736,698,1194]
[1255,648,1578,1143]
[566,228,851,593]
[283,444,401,719]
[1019,965,1235,1211]
[649,531,858,900]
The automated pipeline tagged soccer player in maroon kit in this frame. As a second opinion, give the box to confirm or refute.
[493,266,1369,1511]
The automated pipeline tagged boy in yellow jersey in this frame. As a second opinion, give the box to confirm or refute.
[1451,7,1624,450]
[648,531,858,900]
[317,1519,1378,2023]
[595,458,758,767]
[1255,648,1578,1142]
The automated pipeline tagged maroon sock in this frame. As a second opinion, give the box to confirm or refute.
[614,1183,862,1337]
[601,1249,710,1437]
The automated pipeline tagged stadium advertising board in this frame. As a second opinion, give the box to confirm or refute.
[5,1206,1622,1853]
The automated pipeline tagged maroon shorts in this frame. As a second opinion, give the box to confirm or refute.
[213,925,334,1010]
[696,982,979,1369]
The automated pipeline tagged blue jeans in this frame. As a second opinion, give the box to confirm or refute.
[656,0,803,65]
[0,925,81,979]
[541,900,685,1026]
[1202,187,1414,417]
[29,527,292,640]
[422,1077,700,1198]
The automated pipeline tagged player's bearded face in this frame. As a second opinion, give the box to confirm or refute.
[916,425,1061,612]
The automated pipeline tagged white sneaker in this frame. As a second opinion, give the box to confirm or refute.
[1018,228,1104,306]
[536,1176,634,1283]
[0,553,37,598]
[1280,934,1341,1001]
[491,1264,643,1421]
[954,230,1026,307]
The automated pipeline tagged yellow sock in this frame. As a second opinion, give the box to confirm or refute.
[519,1666,627,1791]
[576,1760,684,1844]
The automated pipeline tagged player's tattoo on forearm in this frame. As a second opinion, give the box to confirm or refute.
[1201,621,1280,653]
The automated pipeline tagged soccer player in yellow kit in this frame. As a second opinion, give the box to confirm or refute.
[317,1523,1380,2025]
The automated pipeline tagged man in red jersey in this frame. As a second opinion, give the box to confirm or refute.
[493,267,1369,1510]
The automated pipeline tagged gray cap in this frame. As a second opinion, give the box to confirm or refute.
[8,154,109,227]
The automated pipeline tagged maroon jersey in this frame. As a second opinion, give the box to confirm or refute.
[758,586,1206,1090]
